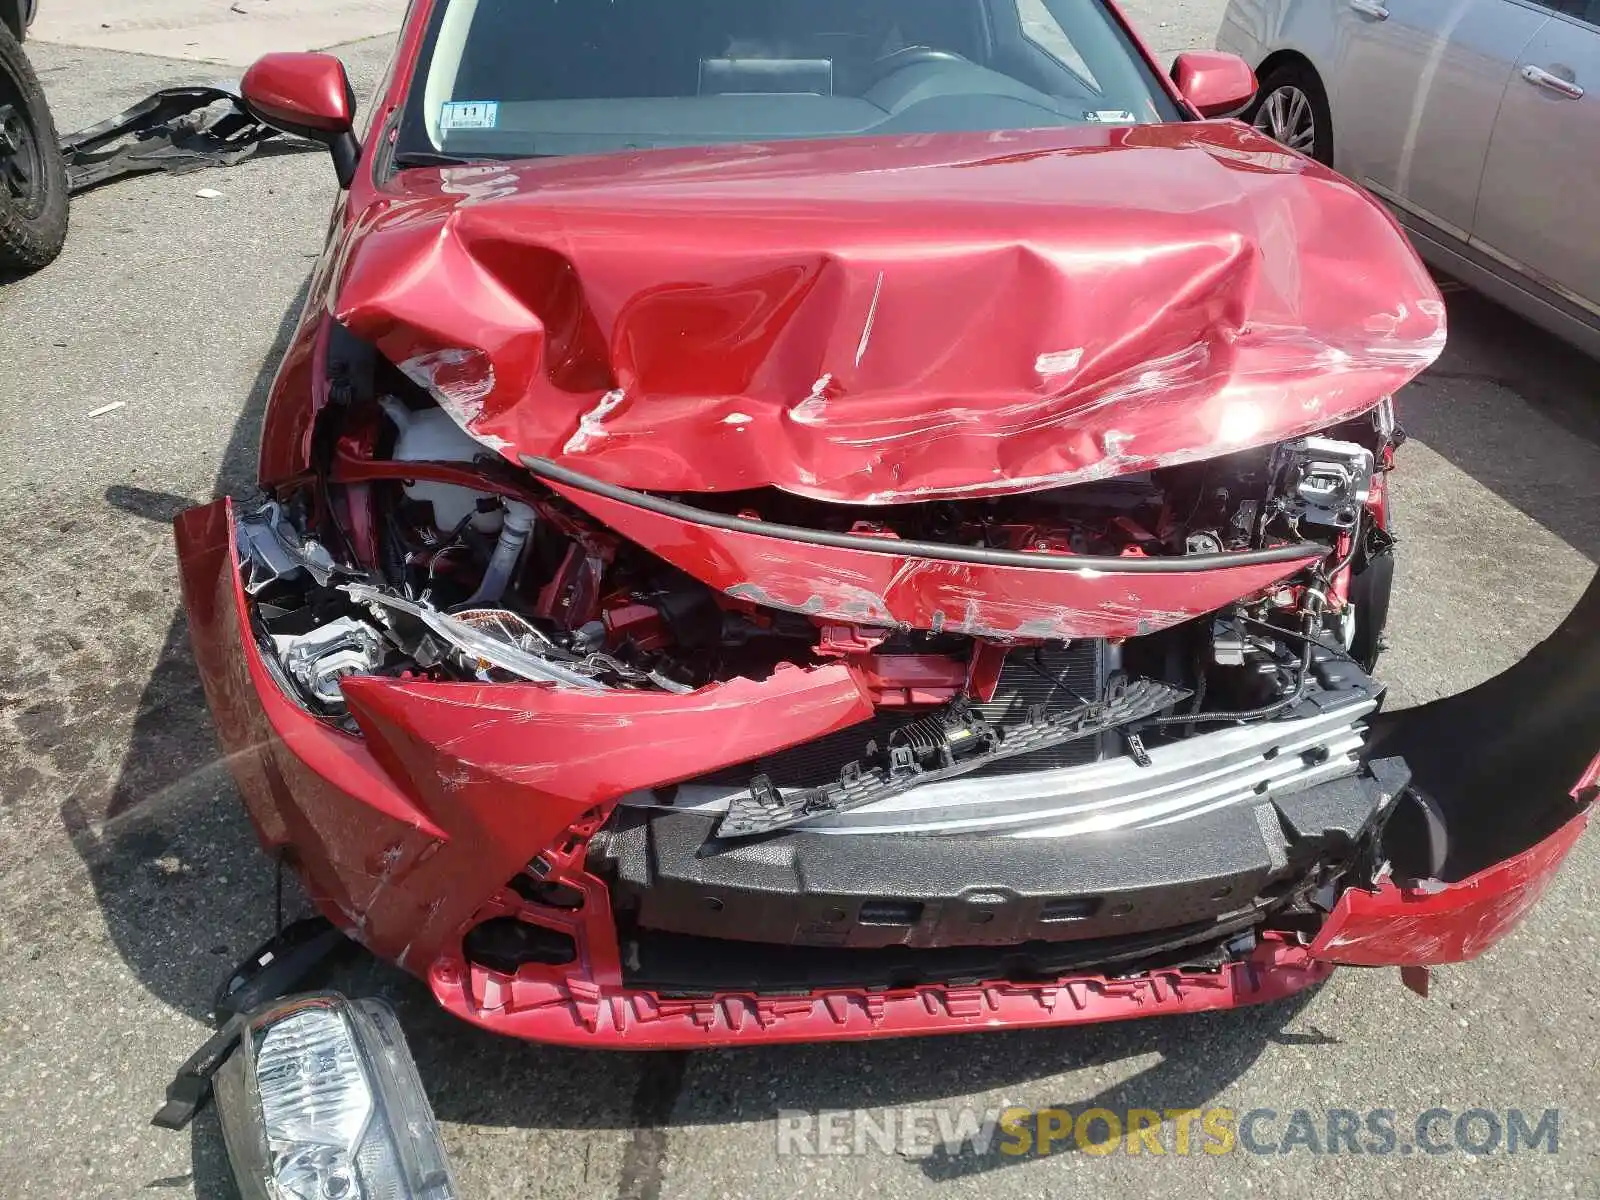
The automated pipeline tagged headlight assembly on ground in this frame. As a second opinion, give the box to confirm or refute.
[214,993,457,1200]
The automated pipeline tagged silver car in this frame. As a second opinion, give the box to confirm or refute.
[1218,0,1600,357]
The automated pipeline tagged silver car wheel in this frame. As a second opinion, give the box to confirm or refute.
[1253,85,1317,154]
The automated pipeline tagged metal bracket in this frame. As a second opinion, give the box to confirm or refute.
[150,918,352,1131]
[151,1015,247,1131]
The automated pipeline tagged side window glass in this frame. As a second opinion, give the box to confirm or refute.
[1531,0,1600,25]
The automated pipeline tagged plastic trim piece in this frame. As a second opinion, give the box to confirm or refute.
[432,939,1333,1048]
[521,456,1325,574]
[624,692,1379,838]
[715,678,1190,838]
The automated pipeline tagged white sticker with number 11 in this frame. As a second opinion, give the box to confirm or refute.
[441,101,500,131]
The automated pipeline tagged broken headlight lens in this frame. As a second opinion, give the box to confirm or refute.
[214,993,456,1200]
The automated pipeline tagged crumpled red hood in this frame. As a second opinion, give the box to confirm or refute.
[332,121,1444,503]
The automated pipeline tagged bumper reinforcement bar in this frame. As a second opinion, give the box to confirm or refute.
[716,677,1190,838]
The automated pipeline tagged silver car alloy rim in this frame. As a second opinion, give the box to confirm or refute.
[1254,85,1316,154]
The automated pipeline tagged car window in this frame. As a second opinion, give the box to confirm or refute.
[401,0,1179,164]
[1525,0,1600,24]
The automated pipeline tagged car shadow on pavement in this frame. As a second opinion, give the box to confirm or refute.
[56,281,309,1200]
[61,277,304,1007]
[389,975,1333,1183]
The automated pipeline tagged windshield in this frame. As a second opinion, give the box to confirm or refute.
[399,0,1181,163]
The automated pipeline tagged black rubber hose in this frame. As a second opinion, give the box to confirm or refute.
[1237,614,1362,666]
[1142,640,1314,728]
[521,456,1326,575]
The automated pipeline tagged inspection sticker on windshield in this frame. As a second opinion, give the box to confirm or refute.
[441,101,500,131]
[1084,109,1138,124]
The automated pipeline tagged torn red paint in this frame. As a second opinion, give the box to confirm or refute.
[312,121,1443,503]
[176,498,876,967]
[1310,812,1591,967]
[341,666,876,839]
[182,489,1597,1022]
[544,475,1322,639]
[1577,749,1600,798]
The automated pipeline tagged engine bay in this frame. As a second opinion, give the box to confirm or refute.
[240,341,1402,851]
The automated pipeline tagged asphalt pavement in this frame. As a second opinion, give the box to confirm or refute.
[0,4,1595,1198]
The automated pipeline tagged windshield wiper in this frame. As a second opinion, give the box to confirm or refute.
[393,149,557,170]
[391,150,485,169]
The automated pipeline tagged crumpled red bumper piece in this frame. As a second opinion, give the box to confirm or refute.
[174,498,874,970]
[1309,811,1591,966]
[543,476,1322,640]
[176,497,1595,1046]
[429,941,1333,1049]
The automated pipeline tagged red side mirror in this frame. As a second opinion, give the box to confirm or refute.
[1170,51,1258,118]
[241,52,361,188]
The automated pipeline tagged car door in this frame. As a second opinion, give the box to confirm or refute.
[1330,0,1549,239]
[1470,3,1600,316]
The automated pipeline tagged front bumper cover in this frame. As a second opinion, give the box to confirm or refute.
[176,498,1596,1047]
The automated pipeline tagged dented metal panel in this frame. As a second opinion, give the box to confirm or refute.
[177,498,881,967]
[313,121,1445,502]
[541,473,1322,639]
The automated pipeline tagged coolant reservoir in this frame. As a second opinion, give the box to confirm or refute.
[380,398,503,533]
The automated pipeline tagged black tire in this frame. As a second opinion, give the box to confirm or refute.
[0,21,68,274]
[1244,60,1334,167]
[1348,541,1394,672]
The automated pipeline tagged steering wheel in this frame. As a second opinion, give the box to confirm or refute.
[863,45,970,86]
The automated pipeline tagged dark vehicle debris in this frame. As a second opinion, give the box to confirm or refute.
[60,85,286,194]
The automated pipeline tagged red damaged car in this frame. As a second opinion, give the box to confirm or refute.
[176,0,1598,1095]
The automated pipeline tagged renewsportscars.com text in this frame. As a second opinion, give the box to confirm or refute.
[775,1106,1561,1158]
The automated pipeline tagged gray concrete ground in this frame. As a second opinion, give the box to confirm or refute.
[0,4,1595,1198]
[29,0,409,65]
